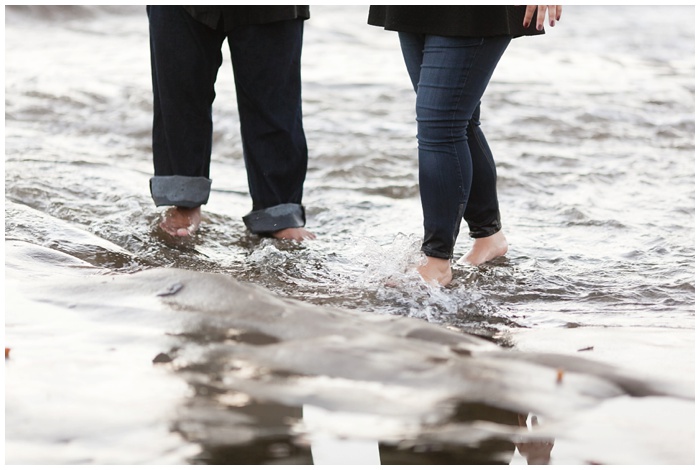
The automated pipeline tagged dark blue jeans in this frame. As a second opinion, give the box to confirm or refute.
[399,32,511,259]
[147,6,308,233]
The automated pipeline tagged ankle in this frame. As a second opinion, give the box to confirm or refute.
[417,256,452,286]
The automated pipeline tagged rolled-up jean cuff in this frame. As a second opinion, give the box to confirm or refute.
[468,216,502,239]
[150,176,211,208]
[421,248,452,260]
[243,203,306,234]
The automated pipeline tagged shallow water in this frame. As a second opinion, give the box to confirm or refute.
[4,5,695,465]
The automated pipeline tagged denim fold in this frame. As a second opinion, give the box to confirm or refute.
[468,212,502,239]
[243,203,306,234]
[150,175,211,208]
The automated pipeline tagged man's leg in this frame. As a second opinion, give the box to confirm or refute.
[226,19,314,241]
[148,6,224,236]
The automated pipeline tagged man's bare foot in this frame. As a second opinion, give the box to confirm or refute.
[159,206,201,237]
[272,227,316,242]
[417,256,452,287]
[458,230,508,266]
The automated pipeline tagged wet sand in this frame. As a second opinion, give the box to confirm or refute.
[5,240,694,465]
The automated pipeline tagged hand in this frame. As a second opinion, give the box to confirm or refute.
[523,5,563,30]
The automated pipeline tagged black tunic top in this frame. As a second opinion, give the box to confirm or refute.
[368,6,543,38]
[184,6,309,31]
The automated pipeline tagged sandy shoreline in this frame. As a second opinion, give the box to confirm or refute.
[4,240,695,465]
[509,326,694,464]
[510,326,694,395]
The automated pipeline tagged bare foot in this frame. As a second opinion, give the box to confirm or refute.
[159,206,201,237]
[417,256,452,287]
[459,230,508,266]
[272,227,316,242]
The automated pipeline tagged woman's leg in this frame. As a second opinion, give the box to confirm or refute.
[399,32,452,284]
[459,104,509,265]
[398,31,425,92]
[399,33,510,284]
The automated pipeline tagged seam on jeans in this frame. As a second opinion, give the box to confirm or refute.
[471,119,499,211]
[451,201,466,253]
[466,38,509,238]
[448,37,483,246]
[449,36,483,198]
[471,101,498,164]
[471,117,492,164]
[430,38,484,258]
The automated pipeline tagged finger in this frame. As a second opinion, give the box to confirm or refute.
[548,5,556,26]
[548,5,560,26]
[536,5,547,30]
[523,5,537,27]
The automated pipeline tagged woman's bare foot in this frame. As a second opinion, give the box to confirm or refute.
[272,227,316,242]
[458,230,508,266]
[159,206,201,237]
[417,256,452,287]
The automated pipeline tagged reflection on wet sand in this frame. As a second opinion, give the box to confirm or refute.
[172,381,552,465]
[141,264,685,466]
[5,241,692,464]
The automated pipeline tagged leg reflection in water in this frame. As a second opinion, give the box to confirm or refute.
[303,404,382,465]
[172,388,553,464]
[515,414,554,465]
[302,403,554,465]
